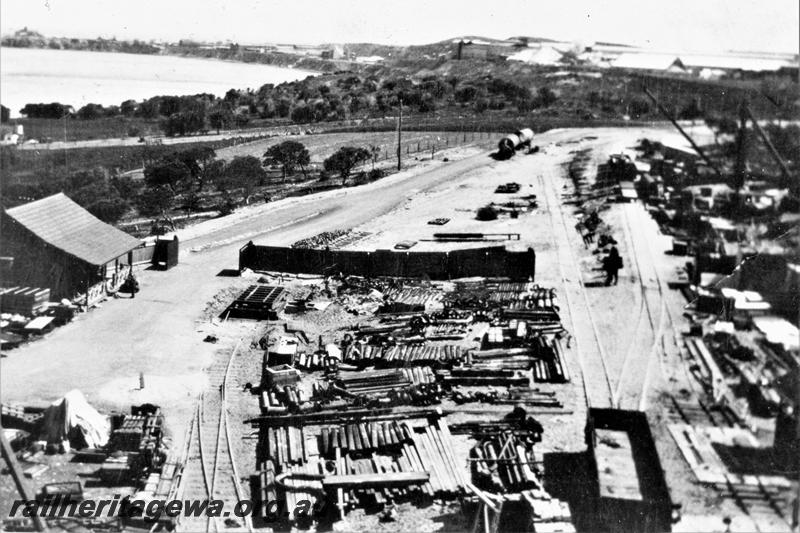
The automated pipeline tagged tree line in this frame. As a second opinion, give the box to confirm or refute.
[3,140,378,231]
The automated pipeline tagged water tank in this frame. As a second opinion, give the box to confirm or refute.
[498,134,520,157]
[516,128,534,145]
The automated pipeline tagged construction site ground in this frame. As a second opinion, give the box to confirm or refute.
[3,124,785,532]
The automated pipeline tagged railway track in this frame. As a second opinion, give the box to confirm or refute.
[178,340,252,533]
[614,202,674,410]
[545,145,679,411]
[538,170,615,409]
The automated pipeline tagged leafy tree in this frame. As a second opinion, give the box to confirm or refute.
[136,185,175,229]
[291,104,315,123]
[19,102,72,119]
[215,156,266,203]
[208,104,234,133]
[323,146,371,185]
[120,99,138,117]
[535,87,557,107]
[144,156,191,192]
[178,146,217,191]
[110,175,141,198]
[76,103,107,120]
[85,197,129,223]
[66,170,129,224]
[628,97,651,119]
[678,98,703,120]
[263,141,310,181]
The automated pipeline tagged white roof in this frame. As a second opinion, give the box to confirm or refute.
[680,54,792,72]
[508,46,564,65]
[612,53,684,71]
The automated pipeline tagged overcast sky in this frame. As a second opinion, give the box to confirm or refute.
[1,0,797,54]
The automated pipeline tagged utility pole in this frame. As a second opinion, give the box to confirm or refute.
[396,97,402,171]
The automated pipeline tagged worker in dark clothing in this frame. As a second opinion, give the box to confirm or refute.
[603,246,623,286]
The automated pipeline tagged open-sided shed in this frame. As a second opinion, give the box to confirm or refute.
[1,193,142,302]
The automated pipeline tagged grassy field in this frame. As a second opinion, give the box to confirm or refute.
[217,130,499,165]
[0,137,268,185]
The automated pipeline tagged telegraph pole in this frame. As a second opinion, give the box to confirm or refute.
[396,97,403,171]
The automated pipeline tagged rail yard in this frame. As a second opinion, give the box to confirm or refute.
[1,120,798,533]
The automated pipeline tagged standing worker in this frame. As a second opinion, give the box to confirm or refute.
[603,246,623,286]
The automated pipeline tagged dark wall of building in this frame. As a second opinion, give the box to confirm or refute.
[239,243,536,280]
[0,213,100,299]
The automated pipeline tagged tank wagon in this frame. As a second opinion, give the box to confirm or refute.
[497,128,534,159]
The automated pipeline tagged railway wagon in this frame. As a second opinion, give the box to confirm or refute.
[497,128,534,159]
[585,408,676,532]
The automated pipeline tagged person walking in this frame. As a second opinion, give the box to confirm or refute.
[603,246,623,286]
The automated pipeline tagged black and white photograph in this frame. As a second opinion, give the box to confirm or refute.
[0,1,798,531]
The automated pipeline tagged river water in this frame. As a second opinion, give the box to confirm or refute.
[0,47,316,117]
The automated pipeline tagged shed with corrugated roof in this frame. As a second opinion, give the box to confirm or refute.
[1,193,141,300]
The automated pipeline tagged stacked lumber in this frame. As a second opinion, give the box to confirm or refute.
[485,283,555,306]
[403,417,467,496]
[450,419,543,442]
[470,433,540,493]
[254,460,277,518]
[1,404,44,433]
[343,343,466,367]
[426,323,468,340]
[107,409,164,474]
[342,343,384,363]
[382,287,444,309]
[108,415,146,452]
[254,415,464,520]
[440,368,530,387]
[282,461,324,516]
[0,287,50,316]
[261,385,310,414]
[319,420,407,456]
[502,304,561,324]
[465,335,569,384]
[522,490,573,527]
[531,336,570,383]
[294,351,329,371]
[265,425,308,465]
[467,387,563,408]
[337,367,436,395]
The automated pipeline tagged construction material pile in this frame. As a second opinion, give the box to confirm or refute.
[254,414,466,523]
[106,404,166,477]
[446,325,569,385]
[292,229,370,250]
[342,342,467,367]
[463,413,573,528]
[380,286,445,313]
[0,286,50,316]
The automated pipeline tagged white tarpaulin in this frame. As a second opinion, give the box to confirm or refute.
[40,389,110,450]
